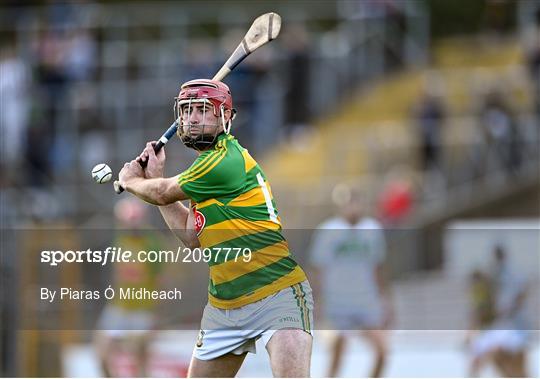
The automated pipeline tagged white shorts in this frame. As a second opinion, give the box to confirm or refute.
[193,280,314,361]
[471,329,529,358]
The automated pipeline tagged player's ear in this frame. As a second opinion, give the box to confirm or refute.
[224,108,232,121]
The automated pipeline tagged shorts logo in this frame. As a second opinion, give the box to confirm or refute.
[196,330,205,347]
[193,208,206,236]
[279,316,300,323]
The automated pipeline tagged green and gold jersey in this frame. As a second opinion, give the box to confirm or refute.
[178,133,306,309]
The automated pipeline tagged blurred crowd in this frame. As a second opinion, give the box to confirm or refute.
[382,16,540,224]
[411,76,525,197]
[1,2,539,227]
[0,1,416,225]
[1,3,99,187]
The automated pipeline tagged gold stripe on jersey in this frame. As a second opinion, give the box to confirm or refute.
[196,198,224,209]
[208,265,307,309]
[242,149,257,173]
[200,219,281,248]
[190,149,220,172]
[179,149,221,182]
[210,241,289,285]
[179,149,226,186]
[179,151,226,186]
[179,144,227,185]
[227,186,267,207]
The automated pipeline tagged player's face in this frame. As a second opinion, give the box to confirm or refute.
[180,102,220,137]
[175,98,232,150]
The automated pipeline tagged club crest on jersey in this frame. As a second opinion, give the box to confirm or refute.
[193,208,206,236]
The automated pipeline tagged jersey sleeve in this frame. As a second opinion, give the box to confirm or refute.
[177,149,245,203]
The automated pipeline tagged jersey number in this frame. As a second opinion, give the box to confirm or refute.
[256,173,278,223]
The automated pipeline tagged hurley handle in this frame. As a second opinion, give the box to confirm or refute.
[113,120,179,194]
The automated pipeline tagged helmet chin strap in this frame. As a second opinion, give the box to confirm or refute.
[221,105,231,134]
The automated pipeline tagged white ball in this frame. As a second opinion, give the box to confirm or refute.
[92,163,113,184]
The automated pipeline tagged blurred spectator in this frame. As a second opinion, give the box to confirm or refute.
[412,75,450,201]
[25,117,54,187]
[469,269,496,327]
[339,0,408,69]
[65,27,97,81]
[466,245,530,377]
[382,1,407,72]
[33,28,70,113]
[466,269,496,376]
[483,0,515,36]
[282,23,311,142]
[479,90,521,174]
[377,167,414,225]
[524,8,540,118]
[491,246,530,337]
[31,28,72,178]
[0,45,30,183]
[310,184,392,378]
[94,199,163,377]
[412,80,445,173]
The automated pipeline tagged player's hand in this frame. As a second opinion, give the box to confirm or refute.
[118,159,145,188]
[137,141,166,178]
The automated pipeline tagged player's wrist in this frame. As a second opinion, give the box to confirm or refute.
[146,166,164,179]
[123,176,145,192]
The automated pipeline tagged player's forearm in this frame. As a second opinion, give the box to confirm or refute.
[125,177,184,205]
[124,177,166,205]
[159,202,200,248]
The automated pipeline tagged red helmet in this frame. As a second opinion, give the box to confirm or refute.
[176,79,233,117]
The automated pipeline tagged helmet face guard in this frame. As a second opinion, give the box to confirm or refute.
[174,79,235,151]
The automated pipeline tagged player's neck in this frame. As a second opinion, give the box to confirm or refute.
[195,132,228,155]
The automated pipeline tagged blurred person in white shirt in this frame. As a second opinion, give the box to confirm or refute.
[309,184,393,377]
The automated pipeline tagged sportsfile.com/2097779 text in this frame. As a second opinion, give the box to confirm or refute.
[40,246,252,266]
